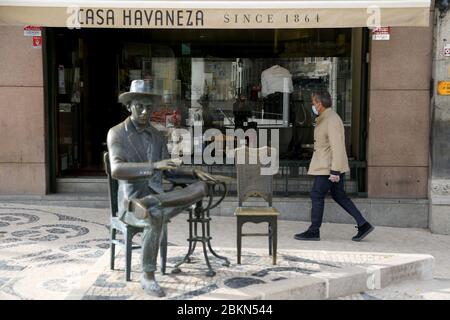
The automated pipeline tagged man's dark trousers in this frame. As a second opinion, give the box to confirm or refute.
[309,173,367,231]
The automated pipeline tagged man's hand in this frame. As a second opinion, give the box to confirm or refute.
[153,158,182,171]
[329,174,340,183]
[194,169,218,183]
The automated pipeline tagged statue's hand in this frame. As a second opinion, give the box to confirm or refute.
[153,158,182,171]
[194,169,218,183]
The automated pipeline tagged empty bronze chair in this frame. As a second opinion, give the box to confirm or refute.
[235,147,279,265]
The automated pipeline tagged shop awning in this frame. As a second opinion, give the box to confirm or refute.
[0,0,431,29]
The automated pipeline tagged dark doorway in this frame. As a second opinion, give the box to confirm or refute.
[54,29,123,177]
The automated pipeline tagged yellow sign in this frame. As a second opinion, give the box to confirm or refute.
[438,81,450,95]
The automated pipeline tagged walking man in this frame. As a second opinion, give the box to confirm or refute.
[294,91,374,241]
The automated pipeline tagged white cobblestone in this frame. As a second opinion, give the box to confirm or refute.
[0,202,449,300]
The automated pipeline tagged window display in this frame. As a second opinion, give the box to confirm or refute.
[55,35,83,175]
[54,28,357,192]
[117,47,352,162]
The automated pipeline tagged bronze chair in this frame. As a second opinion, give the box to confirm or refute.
[235,147,279,265]
[104,152,169,281]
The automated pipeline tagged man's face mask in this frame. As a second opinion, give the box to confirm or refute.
[312,104,319,116]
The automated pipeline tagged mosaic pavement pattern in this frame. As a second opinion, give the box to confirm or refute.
[0,203,432,300]
[0,203,110,300]
[74,246,396,300]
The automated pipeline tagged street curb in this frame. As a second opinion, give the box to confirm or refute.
[198,252,434,300]
[66,248,434,300]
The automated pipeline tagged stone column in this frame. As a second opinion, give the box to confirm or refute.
[0,26,47,194]
[429,6,450,235]
[367,19,433,198]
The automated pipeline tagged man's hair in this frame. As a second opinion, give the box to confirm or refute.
[313,91,332,109]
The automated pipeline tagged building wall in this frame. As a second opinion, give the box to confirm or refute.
[0,26,47,194]
[429,4,450,235]
[367,9,434,198]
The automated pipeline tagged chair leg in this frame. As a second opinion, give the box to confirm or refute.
[110,228,116,270]
[160,223,168,275]
[237,218,242,265]
[125,229,133,282]
[272,218,278,265]
[268,223,273,256]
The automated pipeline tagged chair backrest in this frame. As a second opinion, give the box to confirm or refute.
[235,146,275,207]
[104,152,119,217]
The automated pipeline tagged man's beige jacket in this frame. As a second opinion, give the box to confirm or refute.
[308,108,350,176]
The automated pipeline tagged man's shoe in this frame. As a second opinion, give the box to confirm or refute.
[352,222,374,241]
[294,229,320,241]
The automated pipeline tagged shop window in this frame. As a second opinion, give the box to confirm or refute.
[55,33,83,176]
[116,29,353,162]
[53,28,364,195]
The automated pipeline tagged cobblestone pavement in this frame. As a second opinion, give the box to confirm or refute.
[0,203,109,299]
[0,202,449,300]
[71,247,401,300]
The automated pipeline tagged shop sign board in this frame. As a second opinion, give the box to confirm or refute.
[438,81,450,96]
[372,27,390,40]
[23,25,41,36]
[0,5,431,29]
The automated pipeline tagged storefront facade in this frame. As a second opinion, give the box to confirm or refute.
[1,0,448,233]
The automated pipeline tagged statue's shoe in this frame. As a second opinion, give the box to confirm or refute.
[140,276,165,297]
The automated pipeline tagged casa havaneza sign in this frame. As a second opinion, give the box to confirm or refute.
[0,5,431,29]
[69,8,321,28]
[76,9,205,27]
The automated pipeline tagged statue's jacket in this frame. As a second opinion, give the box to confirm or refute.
[107,117,169,227]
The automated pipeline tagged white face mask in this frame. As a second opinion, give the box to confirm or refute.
[312,105,319,116]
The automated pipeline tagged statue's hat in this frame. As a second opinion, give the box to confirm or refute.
[118,79,161,105]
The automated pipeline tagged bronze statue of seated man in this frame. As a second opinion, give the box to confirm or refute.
[107,79,219,297]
